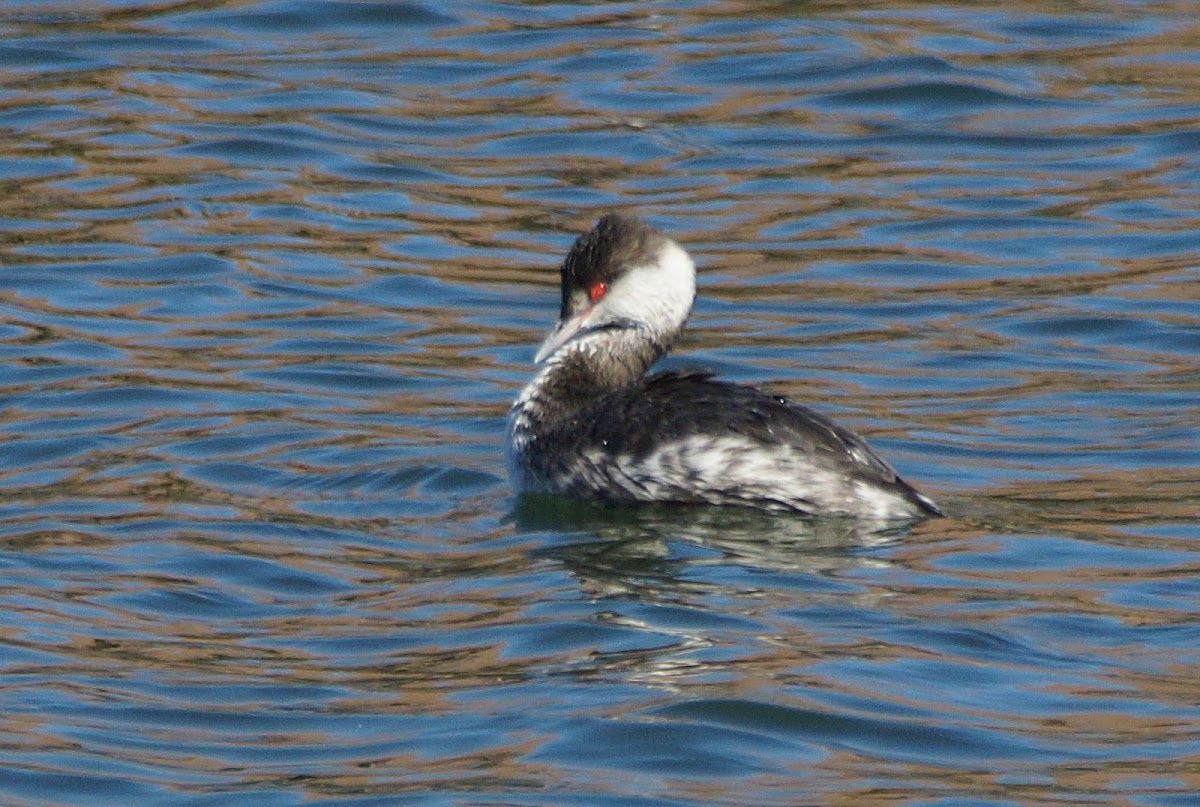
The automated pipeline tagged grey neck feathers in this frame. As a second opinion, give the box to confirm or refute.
[512,326,667,437]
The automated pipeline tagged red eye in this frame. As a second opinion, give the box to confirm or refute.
[588,282,608,303]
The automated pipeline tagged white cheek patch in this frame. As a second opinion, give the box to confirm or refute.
[601,241,695,341]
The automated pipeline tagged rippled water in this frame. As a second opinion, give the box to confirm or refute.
[1,1,1198,804]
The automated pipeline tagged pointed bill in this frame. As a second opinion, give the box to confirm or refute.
[533,308,592,364]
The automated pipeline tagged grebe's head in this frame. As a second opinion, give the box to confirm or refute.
[534,214,696,364]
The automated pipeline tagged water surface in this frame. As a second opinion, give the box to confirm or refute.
[0,1,1197,804]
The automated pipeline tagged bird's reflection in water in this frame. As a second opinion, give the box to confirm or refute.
[513,494,919,602]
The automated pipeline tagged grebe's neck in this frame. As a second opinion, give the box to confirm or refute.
[510,326,666,442]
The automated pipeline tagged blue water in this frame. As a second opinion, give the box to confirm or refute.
[1,1,1198,804]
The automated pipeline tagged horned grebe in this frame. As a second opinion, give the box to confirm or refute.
[508,214,942,521]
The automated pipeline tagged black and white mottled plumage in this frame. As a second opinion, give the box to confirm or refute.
[508,214,942,521]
